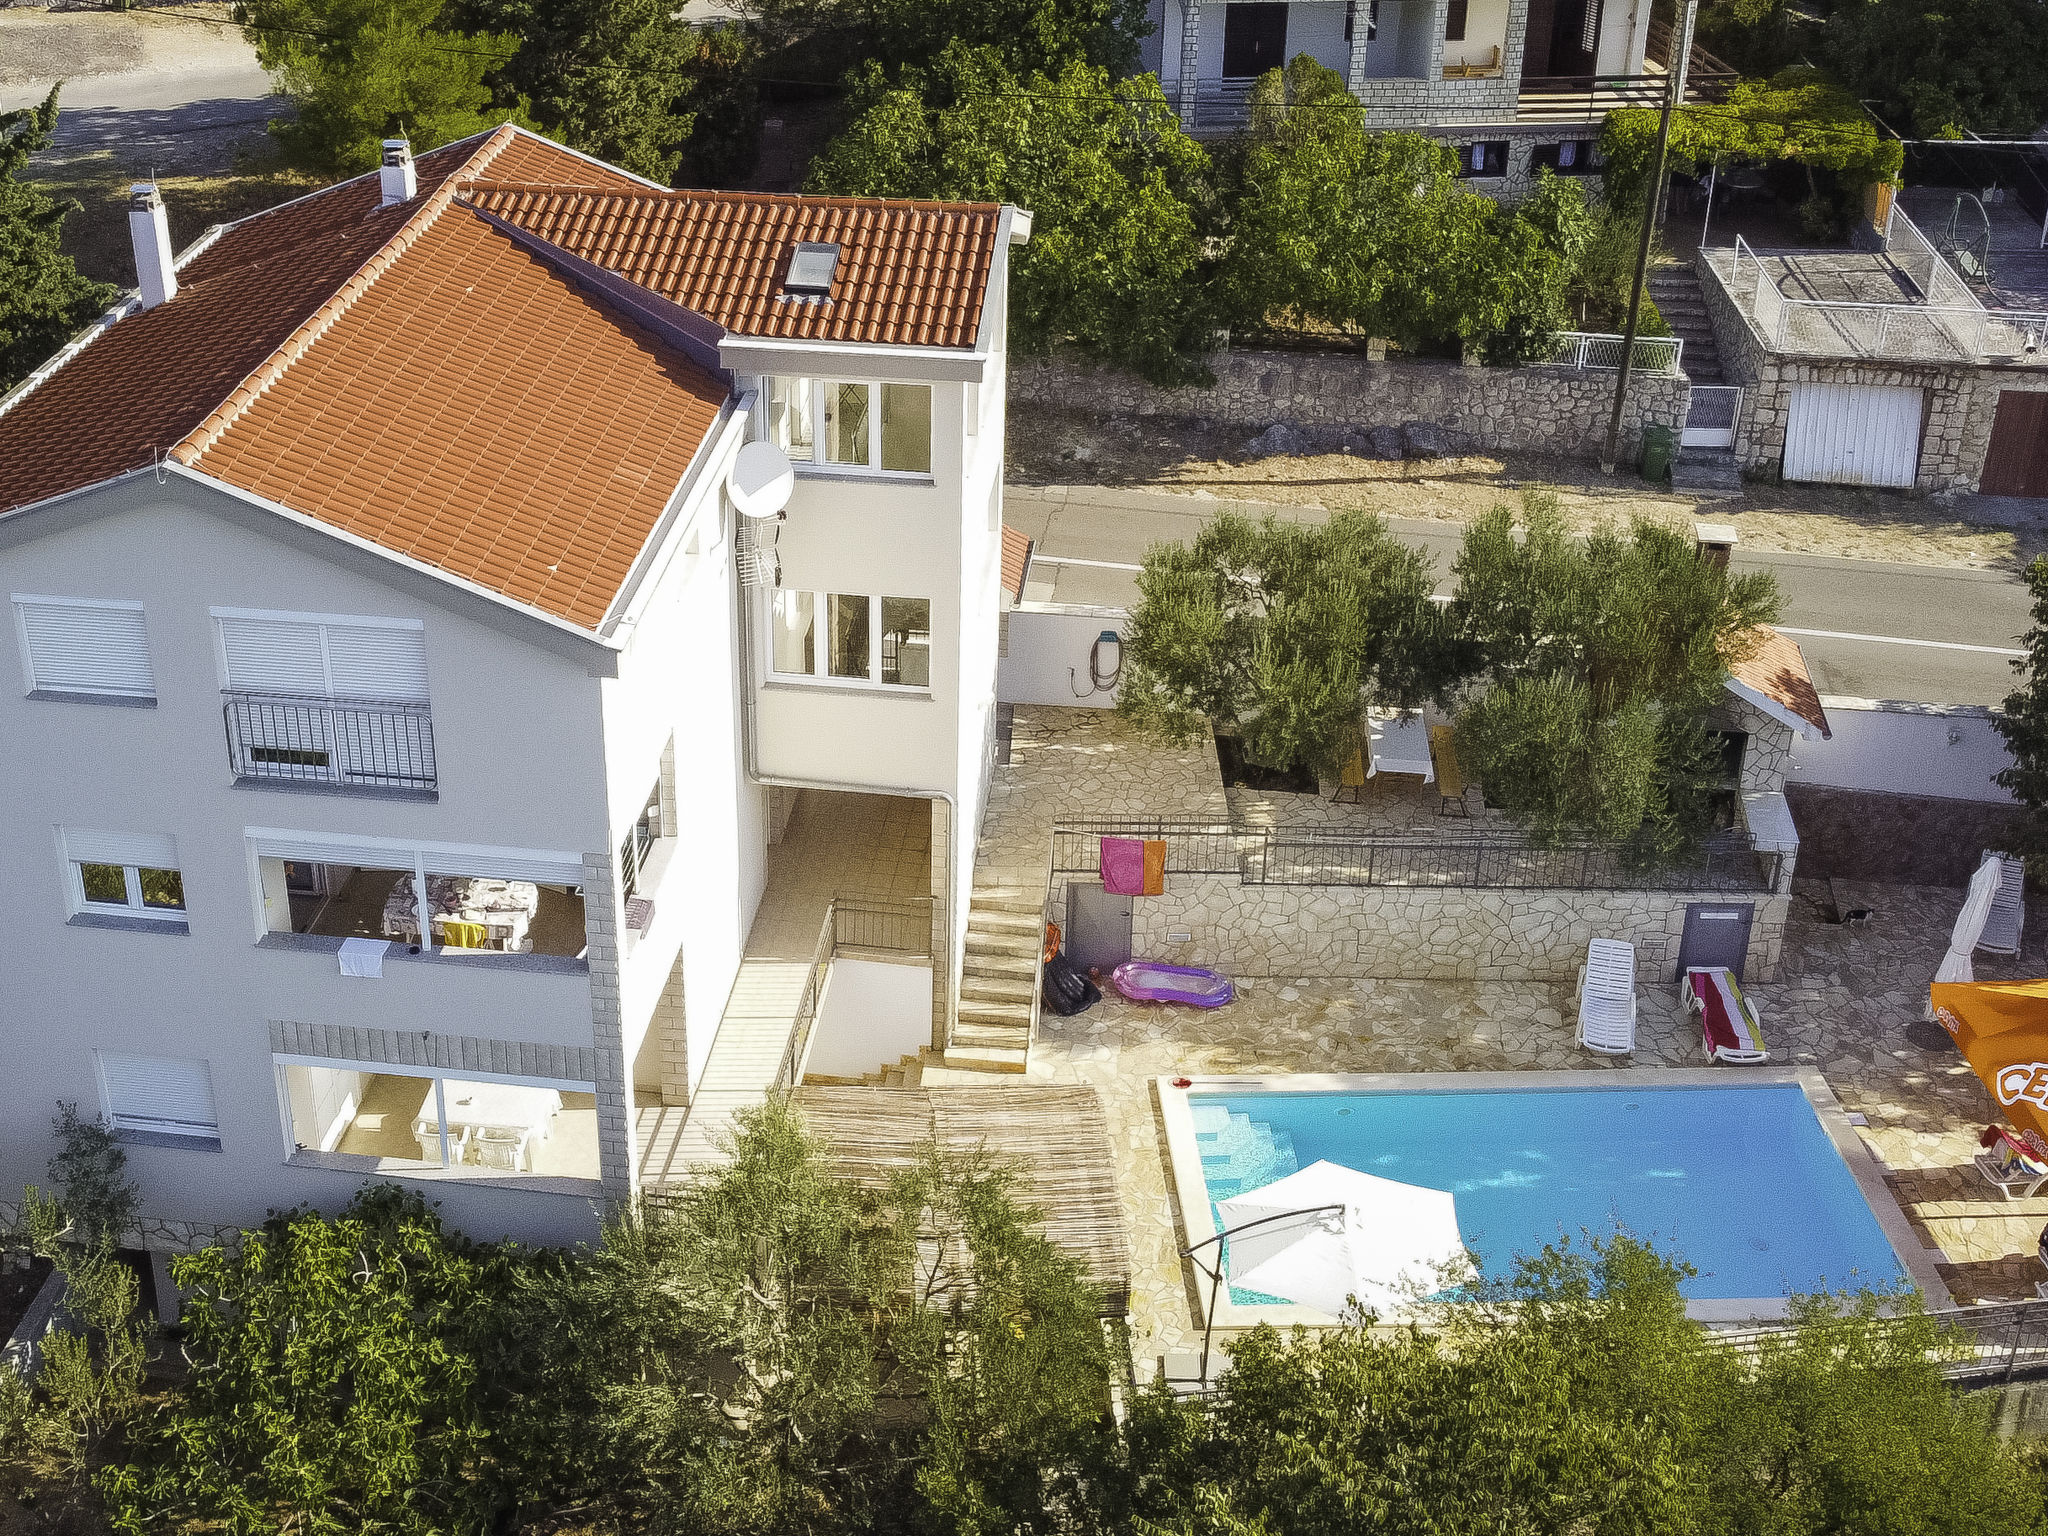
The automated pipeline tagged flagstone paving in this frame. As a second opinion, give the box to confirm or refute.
[977,705,2048,1355]
[1028,876,2046,1360]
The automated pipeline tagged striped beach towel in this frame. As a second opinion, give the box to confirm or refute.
[1688,967,1768,1063]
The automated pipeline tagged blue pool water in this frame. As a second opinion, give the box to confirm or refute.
[1193,1084,1906,1302]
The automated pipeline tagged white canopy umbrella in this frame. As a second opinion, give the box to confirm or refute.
[1927,855,2007,1018]
[1215,1160,1469,1318]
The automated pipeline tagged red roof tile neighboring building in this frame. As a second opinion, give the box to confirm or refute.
[1728,627,1831,738]
[0,127,1010,632]
[1000,525,1033,604]
[462,185,1002,348]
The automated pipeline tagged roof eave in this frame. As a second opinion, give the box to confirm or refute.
[1723,674,1829,740]
[597,392,751,639]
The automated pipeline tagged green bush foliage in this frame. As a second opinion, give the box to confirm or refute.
[809,44,1214,384]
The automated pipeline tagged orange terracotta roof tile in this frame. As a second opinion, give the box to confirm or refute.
[1001,524,1033,603]
[0,126,1006,633]
[1729,626,1831,739]
[462,184,1002,347]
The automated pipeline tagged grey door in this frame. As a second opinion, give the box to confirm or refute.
[1066,882,1133,975]
[1676,902,1755,980]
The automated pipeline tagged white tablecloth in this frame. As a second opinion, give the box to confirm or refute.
[413,1083,561,1140]
[1367,710,1435,782]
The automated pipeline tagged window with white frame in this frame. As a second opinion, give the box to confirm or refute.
[767,378,932,474]
[13,594,156,701]
[768,591,931,689]
[62,828,186,923]
[98,1051,219,1143]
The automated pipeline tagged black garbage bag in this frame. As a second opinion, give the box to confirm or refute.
[1040,948,1101,1017]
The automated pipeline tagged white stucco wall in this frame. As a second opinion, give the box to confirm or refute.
[1787,698,2017,803]
[1596,0,1649,74]
[1285,1,1353,72]
[804,958,935,1078]
[0,477,616,1247]
[997,605,1127,708]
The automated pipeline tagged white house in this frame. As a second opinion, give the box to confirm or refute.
[0,127,1029,1249]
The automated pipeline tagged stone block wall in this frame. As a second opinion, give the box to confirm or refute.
[1059,873,1789,983]
[1432,127,1606,204]
[1010,349,1692,464]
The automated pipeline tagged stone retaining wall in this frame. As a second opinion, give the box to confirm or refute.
[1011,348,1693,463]
[1784,785,2032,888]
[1060,874,1790,983]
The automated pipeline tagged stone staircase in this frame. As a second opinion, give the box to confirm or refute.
[938,884,1044,1073]
[1647,267,1723,384]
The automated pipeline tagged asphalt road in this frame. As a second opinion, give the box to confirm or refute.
[1005,485,2033,707]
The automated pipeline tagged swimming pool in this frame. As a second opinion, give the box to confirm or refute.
[1161,1069,1945,1323]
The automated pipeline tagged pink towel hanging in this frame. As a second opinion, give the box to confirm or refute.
[1101,837,1145,896]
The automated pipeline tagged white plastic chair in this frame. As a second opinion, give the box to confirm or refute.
[1977,851,2025,957]
[1577,938,1638,1055]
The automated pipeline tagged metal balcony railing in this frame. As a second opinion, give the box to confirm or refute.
[223,690,438,793]
[1536,331,1685,373]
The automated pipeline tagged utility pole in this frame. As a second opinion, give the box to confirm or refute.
[1599,0,1696,474]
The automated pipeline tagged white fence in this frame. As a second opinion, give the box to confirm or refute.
[1537,331,1685,374]
[1729,221,2048,364]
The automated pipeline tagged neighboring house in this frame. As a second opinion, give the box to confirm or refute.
[1138,0,1729,196]
[1691,205,2048,493]
[0,127,1028,1248]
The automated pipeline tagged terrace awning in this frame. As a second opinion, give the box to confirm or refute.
[1929,978,2048,1140]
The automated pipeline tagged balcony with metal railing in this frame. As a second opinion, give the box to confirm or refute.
[224,689,438,796]
[1708,213,2048,367]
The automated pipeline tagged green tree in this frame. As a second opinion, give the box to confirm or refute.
[808,44,1213,384]
[1827,0,2048,139]
[1448,495,1781,853]
[1995,556,2048,840]
[458,0,696,182]
[235,0,534,173]
[0,88,116,393]
[741,0,1150,78]
[1117,510,1453,778]
[100,1185,527,1534]
[676,22,763,186]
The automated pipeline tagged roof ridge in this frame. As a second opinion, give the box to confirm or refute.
[170,125,521,468]
[461,181,1004,214]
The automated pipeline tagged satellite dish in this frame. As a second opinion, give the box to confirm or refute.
[729,440,795,520]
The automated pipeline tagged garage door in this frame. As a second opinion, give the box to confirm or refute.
[1783,383,1924,488]
[1981,390,2048,498]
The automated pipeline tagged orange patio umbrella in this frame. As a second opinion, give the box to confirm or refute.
[1929,978,2048,1142]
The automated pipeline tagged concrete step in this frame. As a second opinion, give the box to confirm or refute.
[961,976,1035,1004]
[1671,447,1744,497]
[970,888,1046,915]
[926,1051,1029,1078]
[958,996,1034,1024]
[966,930,1041,957]
[963,951,1037,980]
[971,909,1044,935]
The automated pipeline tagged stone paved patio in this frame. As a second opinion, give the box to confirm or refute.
[974,706,2048,1357]
[1029,877,2046,1361]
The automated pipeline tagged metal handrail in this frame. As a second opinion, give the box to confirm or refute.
[773,894,935,1093]
[222,688,436,791]
[1706,1298,2048,1386]
[1536,331,1685,373]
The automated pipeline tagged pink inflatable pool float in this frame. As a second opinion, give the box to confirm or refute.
[1111,960,1234,1008]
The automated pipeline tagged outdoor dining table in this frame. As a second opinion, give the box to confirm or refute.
[1366,710,1435,782]
[412,1082,561,1169]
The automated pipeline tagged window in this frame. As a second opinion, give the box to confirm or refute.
[278,1059,600,1180]
[1532,139,1601,175]
[63,828,185,925]
[1445,0,1467,40]
[769,379,932,475]
[1458,140,1510,178]
[214,609,428,702]
[99,1051,219,1144]
[768,592,931,690]
[620,782,662,899]
[13,594,155,701]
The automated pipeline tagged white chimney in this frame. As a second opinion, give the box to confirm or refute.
[127,183,177,310]
[379,139,417,207]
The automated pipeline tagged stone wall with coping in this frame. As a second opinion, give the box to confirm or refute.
[1695,251,2048,492]
[1707,697,1797,795]
[1057,873,1790,983]
[1011,349,1692,463]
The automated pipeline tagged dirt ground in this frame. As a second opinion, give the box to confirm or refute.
[39,157,319,288]
[1009,401,2048,573]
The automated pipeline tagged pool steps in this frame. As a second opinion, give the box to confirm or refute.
[1193,1103,1301,1199]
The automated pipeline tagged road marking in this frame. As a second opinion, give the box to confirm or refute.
[1777,626,2025,658]
[1030,555,1145,571]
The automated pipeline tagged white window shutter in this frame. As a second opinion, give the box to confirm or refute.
[99,1052,218,1137]
[219,616,328,695]
[63,828,179,869]
[323,624,429,702]
[14,598,154,697]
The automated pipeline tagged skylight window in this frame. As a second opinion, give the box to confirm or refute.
[784,242,840,301]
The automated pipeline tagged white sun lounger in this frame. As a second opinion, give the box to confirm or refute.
[1977,851,2025,957]
[1577,938,1637,1055]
